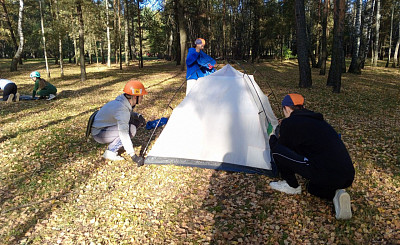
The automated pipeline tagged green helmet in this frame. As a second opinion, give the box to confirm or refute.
[30,71,41,78]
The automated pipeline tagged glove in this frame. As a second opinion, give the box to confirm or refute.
[131,154,145,167]
[208,63,213,69]
[131,113,146,128]
[269,134,278,150]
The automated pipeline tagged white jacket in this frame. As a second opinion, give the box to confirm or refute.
[92,94,135,156]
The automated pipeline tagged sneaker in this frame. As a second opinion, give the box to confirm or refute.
[15,93,20,102]
[270,180,301,194]
[103,150,124,161]
[333,189,352,220]
[6,94,14,103]
[47,94,56,100]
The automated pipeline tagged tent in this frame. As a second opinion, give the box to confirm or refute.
[144,64,279,176]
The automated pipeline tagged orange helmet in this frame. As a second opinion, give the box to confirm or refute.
[123,80,148,96]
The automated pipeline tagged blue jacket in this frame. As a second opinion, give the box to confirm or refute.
[186,48,216,80]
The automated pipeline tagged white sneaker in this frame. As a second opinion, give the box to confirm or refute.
[333,189,352,220]
[270,180,301,194]
[15,93,20,102]
[6,93,14,103]
[47,94,56,100]
[103,150,124,161]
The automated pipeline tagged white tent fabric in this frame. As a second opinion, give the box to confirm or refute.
[145,65,279,175]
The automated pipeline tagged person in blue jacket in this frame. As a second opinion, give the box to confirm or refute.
[185,38,216,95]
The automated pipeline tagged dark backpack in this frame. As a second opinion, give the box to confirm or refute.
[86,110,99,139]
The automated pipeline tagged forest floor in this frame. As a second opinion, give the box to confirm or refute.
[0,58,399,244]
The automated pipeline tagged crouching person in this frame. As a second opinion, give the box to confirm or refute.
[91,80,147,162]
[269,94,355,220]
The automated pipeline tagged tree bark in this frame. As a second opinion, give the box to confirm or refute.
[117,0,122,70]
[137,0,143,68]
[319,0,329,75]
[178,0,187,71]
[327,0,345,93]
[10,0,24,72]
[348,0,362,74]
[76,0,86,81]
[372,0,380,67]
[53,0,64,77]
[385,5,394,67]
[39,0,50,78]
[295,0,312,87]
[360,0,375,68]
[106,0,111,67]
[1,0,18,53]
[124,0,129,65]
[392,21,400,68]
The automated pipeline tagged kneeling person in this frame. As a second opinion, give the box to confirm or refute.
[30,71,57,100]
[269,94,355,220]
[92,80,147,161]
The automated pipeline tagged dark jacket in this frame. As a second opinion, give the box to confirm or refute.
[276,109,354,188]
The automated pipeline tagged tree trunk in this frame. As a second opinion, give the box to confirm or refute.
[117,0,122,70]
[222,0,227,60]
[130,4,136,60]
[319,0,329,75]
[10,0,24,72]
[327,0,345,93]
[76,0,86,81]
[385,5,394,68]
[1,0,18,53]
[295,0,312,87]
[178,0,187,71]
[360,0,375,68]
[39,0,50,78]
[372,0,380,67]
[392,21,400,68]
[106,0,111,67]
[124,0,129,65]
[348,0,362,74]
[137,0,143,68]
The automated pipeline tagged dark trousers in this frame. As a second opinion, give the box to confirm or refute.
[2,83,17,101]
[272,144,337,199]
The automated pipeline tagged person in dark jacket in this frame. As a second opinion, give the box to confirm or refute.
[0,79,19,103]
[185,38,216,95]
[269,94,355,220]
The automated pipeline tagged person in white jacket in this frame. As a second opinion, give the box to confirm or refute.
[91,80,147,161]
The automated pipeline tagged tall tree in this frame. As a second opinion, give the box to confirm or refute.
[348,0,362,74]
[54,0,64,77]
[327,0,345,93]
[106,0,111,67]
[372,0,380,67]
[392,20,400,67]
[178,0,187,71]
[10,0,24,72]
[76,0,86,81]
[39,0,50,78]
[137,0,143,68]
[360,0,375,69]
[124,0,129,65]
[385,5,394,67]
[319,0,329,75]
[1,0,18,53]
[295,0,312,87]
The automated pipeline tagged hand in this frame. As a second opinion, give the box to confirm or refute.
[208,63,213,69]
[132,113,146,128]
[131,154,145,167]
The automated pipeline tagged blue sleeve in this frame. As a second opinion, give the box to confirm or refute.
[186,48,200,66]
[197,51,216,67]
